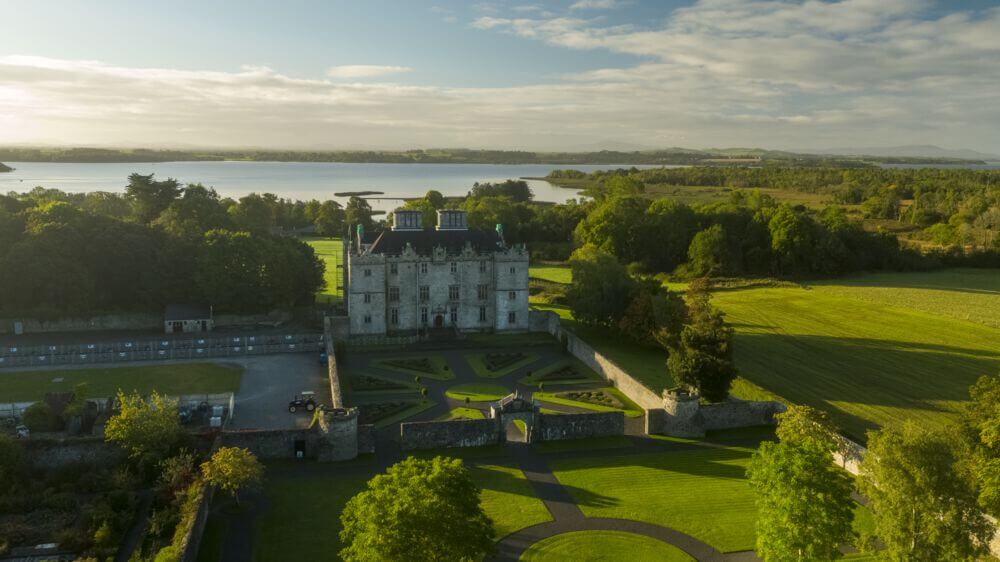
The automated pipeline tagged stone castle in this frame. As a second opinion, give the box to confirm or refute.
[345,209,529,335]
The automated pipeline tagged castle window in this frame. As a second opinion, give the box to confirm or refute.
[450,262,457,273]
[508,291,516,301]
[509,266,516,275]
[388,287,399,302]
[419,286,429,302]
[508,311,517,324]
[479,306,487,322]
[450,306,458,324]
[421,307,428,325]
[390,308,399,325]
[449,285,459,301]
[364,268,372,277]
[477,284,488,300]
[390,262,398,275]
[363,293,371,304]
[364,314,372,324]
[479,261,487,273]
[420,262,428,275]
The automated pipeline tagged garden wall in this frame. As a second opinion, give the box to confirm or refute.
[399,418,501,451]
[535,411,624,441]
[529,310,663,410]
[699,399,786,431]
[357,423,376,454]
[221,428,320,460]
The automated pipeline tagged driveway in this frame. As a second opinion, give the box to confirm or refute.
[228,354,329,430]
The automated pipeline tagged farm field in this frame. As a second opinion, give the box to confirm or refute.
[530,267,1000,440]
[0,362,243,402]
[302,237,343,304]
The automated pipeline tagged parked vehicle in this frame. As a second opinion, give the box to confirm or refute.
[319,351,328,366]
[288,391,317,413]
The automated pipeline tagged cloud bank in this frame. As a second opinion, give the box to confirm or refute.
[1,0,999,151]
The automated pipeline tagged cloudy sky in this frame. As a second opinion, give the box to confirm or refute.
[1,0,998,152]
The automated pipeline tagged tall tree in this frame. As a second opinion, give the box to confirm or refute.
[125,173,181,223]
[565,244,636,327]
[957,373,1000,517]
[104,391,182,465]
[686,224,729,277]
[747,439,855,561]
[860,422,992,561]
[201,447,264,506]
[663,279,737,402]
[314,200,346,237]
[344,196,374,231]
[340,456,494,562]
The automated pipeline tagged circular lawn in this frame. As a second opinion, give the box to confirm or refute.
[519,531,694,562]
[444,383,510,402]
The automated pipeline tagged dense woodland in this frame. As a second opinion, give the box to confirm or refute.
[0,174,328,317]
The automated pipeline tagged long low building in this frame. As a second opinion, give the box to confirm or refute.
[346,209,529,336]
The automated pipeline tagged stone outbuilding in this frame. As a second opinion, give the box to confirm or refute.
[164,304,214,334]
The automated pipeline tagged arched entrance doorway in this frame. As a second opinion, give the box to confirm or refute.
[490,391,538,444]
[434,314,444,328]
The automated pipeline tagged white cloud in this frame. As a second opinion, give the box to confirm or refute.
[1,1,999,152]
[570,0,620,10]
[325,65,412,79]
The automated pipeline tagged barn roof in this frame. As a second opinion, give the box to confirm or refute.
[165,304,212,321]
[365,229,504,256]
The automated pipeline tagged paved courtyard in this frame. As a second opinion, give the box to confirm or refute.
[229,353,329,430]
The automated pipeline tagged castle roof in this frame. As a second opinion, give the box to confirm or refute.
[365,228,504,256]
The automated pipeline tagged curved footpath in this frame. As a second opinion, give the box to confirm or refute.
[491,444,759,562]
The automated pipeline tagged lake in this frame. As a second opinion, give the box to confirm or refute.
[0,161,661,212]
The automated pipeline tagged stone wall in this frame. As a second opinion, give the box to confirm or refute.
[529,310,663,410]
[399,418,501,451]
[221,428,319,460]
[700,399,785,431]
[22,436,122,470]
[535,411,624,441]
[325,333,344,409]
[357,423,376,454]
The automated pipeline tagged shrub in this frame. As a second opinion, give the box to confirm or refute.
[154,545,181,562]
[22,402,60,432]
[0,434,25,490]
[56,526,93,553]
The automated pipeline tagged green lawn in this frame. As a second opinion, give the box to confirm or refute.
[466,352,540,378]
[303,236,343,304]
[0,363,243,402]
[535,268,1000,440]
[252,462,549,561]
[807,268,1000,329]
[445,383,510,402]
[529,265,573,285]
[372,399,436,428]
[520,531,695,562]
[549,445,759,553]
[713,281,1000,440]
[535,387,644,418]
[436,407,486,420]
[373,355,453,380]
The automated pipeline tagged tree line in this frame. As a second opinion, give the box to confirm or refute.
[559,166,1000,252]
[0,174,326,317]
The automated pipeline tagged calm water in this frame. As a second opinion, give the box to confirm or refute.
[0,161,662,212]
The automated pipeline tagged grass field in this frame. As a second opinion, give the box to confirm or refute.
[520,531,695,562]
[252,462,549,561]
[712,279,1000,440]
[519,358,603,387]
[0,363,243,402]
[529,265,573,284]
[303,237,343,304]
[445,383,510,402]
[533,267,1000,440]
